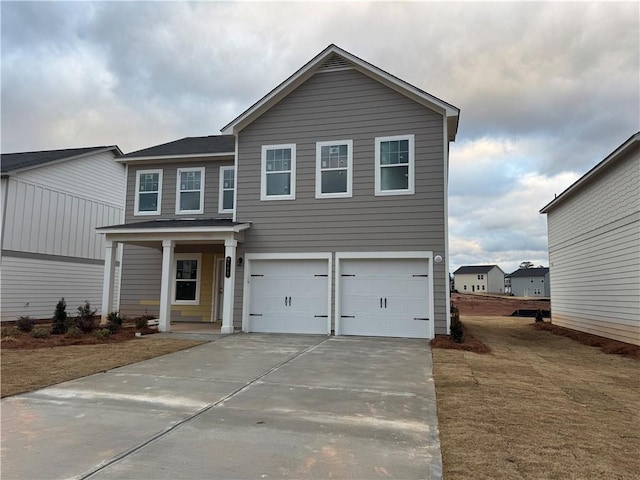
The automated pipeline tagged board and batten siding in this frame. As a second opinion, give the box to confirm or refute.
[124,157,234,222]
[1,151,125,321]
[547,146,640,345]
[234,68,448,334]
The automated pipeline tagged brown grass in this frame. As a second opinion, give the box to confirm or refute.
[430,324,491,354]
[533,321,640,359]
[1,337,205,398]
[433,316,640,480]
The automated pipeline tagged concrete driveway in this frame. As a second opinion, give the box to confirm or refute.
[1,334,441,479]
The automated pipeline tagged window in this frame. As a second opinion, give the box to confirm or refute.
[219,166,235,213]
[176,167,205,214]
[477,274,484,280]
[261,144,296,200]
[134,169,163,215]
[316,140,353,198]
[482,285,485,291]
[375,134,415,195]
[463,285,467,291]
[173,254,201,304]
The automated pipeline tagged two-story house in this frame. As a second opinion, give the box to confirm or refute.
[453,265,505,294]
[507,267,550,297]
[98,44,460,339]
[1,146,125,321]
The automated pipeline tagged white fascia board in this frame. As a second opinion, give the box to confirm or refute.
[6,146,122,175]
[335,251,433,260]
[540,132,639,213]
[117,152,235,163]
[221,44,460,138]
[97,223,251,236]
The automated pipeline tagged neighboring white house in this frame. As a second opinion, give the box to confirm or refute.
[1,146,125,321]
[453,265,505,294]
[540,132,640,346]
[507,267,550,297]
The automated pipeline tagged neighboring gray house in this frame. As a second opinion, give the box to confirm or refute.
[507,267,550,297]
[540,132,639,346]
[98,44,460,339]
[1,146,125,321]
[453,265,505,294]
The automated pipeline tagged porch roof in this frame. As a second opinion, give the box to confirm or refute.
[97,218,250,240]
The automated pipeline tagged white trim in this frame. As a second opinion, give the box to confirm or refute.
[233,136,238,222]
[175,167,205,215]
[172,253,202,305]
[374,134,415,196]
[334,251,434,338]
[98,223,250,236]
[260,144,296,201]
[219,165,235,214]
[443,116,451,335]
[315,140,353,198]
[134,168,163,216]
[241,252,332,334]
[117,152,234,163]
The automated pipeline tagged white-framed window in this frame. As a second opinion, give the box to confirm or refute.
[134,169,163,216]
[219,166,235,213]
[261,144,296,200]
[477,274,484,280]
[173,254,202,304]
[315,140,353,198]
[374,134,415,195]
[176,167,205,214]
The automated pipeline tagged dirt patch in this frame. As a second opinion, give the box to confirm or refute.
[533,321,640,359]
[433,316,640,480]
[452,292,549,316]
[1,336,205,398]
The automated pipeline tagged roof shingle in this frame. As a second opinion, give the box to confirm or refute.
[1,146,117,173]
[121,136,235,159]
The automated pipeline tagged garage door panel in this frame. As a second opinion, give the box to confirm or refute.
[248,258,329,334]
[339,257,431,339]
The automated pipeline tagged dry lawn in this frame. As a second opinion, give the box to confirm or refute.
[433,316,640,480]
[1,337,205,398]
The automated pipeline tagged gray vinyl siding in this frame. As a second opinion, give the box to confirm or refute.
[119,244,162,318]
[124,157,234,222]
[546,145,640,345]
[234,68,448,334]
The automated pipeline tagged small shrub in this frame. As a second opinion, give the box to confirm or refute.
[1,326,20,338]
[76,301,97,333]
[106,311,124,333]
[94,328,111,339]
[16,316,35,332]
[135,317,149,330]
[535,309,544,323]
[450,305,464,343]
[52,298,68,334]
[64,326,82,339]
[31,328,50,339]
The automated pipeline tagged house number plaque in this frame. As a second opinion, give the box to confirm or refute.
[225,256,232,278]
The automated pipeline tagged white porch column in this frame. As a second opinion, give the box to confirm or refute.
[221,238,237,334]
[159,240,175,332]
[100,240,118,323]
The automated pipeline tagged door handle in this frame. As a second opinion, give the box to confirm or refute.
[384,298,387,308]
[289,296,292,306]
[380,297,383,308]
[285,296,288,306]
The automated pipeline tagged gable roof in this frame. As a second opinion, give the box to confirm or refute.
[453,265,502,275]
[540,132,640,213]
[120,135,235,160]
[508,267,549,278]
[1,146,122,174]
[221,44,460,141]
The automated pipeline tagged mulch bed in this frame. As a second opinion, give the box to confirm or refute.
[533,321,640,359]
[1,325,158,350]
[430,324,491,354]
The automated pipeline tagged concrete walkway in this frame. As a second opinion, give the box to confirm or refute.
[1,334,441,479]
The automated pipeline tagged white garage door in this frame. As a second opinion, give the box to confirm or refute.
[338,258,431,338]
[247,259,330,334]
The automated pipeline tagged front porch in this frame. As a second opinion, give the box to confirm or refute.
[97,219,250,333]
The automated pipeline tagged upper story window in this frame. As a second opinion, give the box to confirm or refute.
[477,274,484,280]
[176,167,205,214]
[261,144,296,200]
[219,166,235,213]
[134,169,163,216]
[316,140,353,198]
[375,134,415,196]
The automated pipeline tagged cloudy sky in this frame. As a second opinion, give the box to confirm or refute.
[2,1,638,273]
